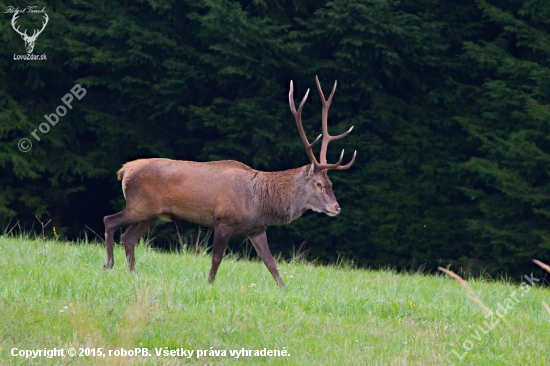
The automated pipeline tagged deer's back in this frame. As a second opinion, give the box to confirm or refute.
[118,158,259,228]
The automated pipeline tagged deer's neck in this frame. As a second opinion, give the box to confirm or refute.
[254,167,308,226]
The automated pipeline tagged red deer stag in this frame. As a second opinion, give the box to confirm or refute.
[103,76,356,287]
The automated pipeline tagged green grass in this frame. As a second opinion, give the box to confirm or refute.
[0,235,549,365]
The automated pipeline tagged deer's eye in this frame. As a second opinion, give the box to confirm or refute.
[316,182,322,188]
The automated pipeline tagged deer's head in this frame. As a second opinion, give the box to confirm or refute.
[289,77,356,216]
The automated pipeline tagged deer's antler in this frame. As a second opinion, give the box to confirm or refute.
[289,76,356,171]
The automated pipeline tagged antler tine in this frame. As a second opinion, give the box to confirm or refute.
[316,75,337,164]
[315,75,337,106]
[335,150,357,170]
[289,81,321,166]
[319,149,345,170]
[329,125,354,141]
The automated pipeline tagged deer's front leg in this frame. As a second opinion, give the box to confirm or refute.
[248,231,285,288]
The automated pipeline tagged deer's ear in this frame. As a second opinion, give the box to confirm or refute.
[306,163,315,178]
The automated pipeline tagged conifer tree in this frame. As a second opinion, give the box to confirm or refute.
[458,0,550,273]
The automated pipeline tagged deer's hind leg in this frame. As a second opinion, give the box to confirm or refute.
[103,209,154,269]
[207,225,235,284]
[121,219,155,270]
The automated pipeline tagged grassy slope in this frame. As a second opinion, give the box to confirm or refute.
[0,236,549,365]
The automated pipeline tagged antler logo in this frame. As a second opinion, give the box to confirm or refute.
[11,10,48,54]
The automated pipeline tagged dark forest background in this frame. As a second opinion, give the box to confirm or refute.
[1,0,549,279]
